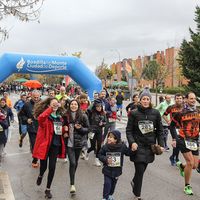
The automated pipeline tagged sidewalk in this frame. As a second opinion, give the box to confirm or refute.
[0,171,15,200]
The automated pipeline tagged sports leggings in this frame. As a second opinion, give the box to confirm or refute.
[67,147,82,185]
[132,162,148,197]
[39,144,60,189]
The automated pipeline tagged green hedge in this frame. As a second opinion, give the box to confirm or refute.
[150,87,187,94]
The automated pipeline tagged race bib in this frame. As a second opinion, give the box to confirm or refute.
[138,120,154,135]
[185,140,198,151]
[106,152,121,167]
[53,122,62,135]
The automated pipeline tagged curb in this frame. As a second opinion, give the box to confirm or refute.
[0,171,15,200]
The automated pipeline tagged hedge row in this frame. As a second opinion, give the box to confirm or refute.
[150,87,187,94]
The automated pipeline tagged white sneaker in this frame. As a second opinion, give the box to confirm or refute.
[94,158,101,167]
[84,152,89,161]
[70,185,76,193]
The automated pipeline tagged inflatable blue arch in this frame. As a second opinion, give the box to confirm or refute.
[0,52,102,99]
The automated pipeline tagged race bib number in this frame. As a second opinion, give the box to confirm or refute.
[138,120,154,134]
[185,140,198,151]
[106,152,121,167]
[53,122,62,135]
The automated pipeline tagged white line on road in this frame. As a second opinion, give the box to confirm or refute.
[5,151,30,157]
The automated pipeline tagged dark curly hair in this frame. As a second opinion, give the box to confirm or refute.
[34,97,63,119]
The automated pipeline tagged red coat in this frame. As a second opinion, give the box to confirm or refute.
[33,107,66,160]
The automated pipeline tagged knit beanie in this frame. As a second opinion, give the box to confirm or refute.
[139,87,152,100]
[110,129,121,143]
[93,98,103,107]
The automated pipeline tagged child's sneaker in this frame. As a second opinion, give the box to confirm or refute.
[108,195,115,200]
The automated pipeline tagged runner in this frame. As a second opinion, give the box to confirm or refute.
[156,95,173,151]
[163,93,184,166]
[87,99,107,166]
[98,130,129,200]
[14,93,28,147]
[33,97,66,199]
[116,90,124,117]
[126,93,139,115]
[62,99,89,194]
[20,90,41,167]
[170,92,200,195]
[126,88,164,200]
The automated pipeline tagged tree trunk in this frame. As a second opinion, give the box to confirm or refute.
[155,82,158,106]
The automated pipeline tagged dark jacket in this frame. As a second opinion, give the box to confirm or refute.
[64,113,90,149]
[0,119,9,145]
[88,110,107,134]
[126,105,164,163]
[0,105,14,127]
[19,99,39,133]
[98,142,130,178]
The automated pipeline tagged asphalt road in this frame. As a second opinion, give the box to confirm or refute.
[0,93,199,200]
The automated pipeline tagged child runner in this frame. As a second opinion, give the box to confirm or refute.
[98,130,129,200]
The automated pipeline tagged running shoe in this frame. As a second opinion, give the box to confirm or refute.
[70,185,76,194]
[45,189,52,199]
[196,163,200,174]
[169,156,176,166]
[19,137,23,148]
[36,176,43,186]
[184,185,193,195]
[108,195,115,200]
[176,161,184,177]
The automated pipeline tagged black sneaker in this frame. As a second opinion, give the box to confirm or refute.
[45,189,52,199]
[36,176,43,186]
[19,137,23,148]
[196,163,200,174]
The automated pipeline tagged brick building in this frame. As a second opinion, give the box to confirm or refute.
[110,47,187,89]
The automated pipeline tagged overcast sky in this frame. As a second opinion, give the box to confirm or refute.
[0,0,200,71]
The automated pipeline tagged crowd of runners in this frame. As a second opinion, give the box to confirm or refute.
[0,84,199,200]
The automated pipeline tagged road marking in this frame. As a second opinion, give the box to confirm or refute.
[0,172,15,200]
[5,151,30,157]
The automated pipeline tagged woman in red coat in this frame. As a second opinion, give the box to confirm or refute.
[33,97,67,199]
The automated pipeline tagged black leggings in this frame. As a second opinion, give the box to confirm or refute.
[171,146,180,161]
[132,162,148,197]
[87,132,102,157]
[39,145,60,189]
[67,147,82,185]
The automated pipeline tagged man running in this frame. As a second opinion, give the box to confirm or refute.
[163,93,184,166]
[170,92,200,195]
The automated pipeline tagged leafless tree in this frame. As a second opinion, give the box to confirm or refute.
[0,0,44,42]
